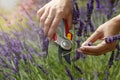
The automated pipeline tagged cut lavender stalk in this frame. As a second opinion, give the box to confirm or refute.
[105,34,120,43]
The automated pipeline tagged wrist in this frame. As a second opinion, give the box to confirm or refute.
[112,15,120,32]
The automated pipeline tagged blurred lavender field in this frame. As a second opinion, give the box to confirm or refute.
[0,0,120,80]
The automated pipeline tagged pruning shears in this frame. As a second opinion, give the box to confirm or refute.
[53,20,73,64]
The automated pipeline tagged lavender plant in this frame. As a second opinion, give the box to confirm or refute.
[0,0,120,80]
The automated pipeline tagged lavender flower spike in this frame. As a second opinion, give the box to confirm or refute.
[65,66,73,80]
[105,34,120,43]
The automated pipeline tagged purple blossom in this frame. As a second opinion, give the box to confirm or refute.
[20,54,27,64]
[37,64,48,75]
[94,70,98,80]
[104,69,109,80]
[116,44,120,51]
[76,78,86,80]
[72,0,80,24]
[106,0,117,19]
[13,57,19,74]
[76,40,80,48]
[39,28,49,56]
[72,50,86,61]
[95,0,100,9]
[76,19,85,37]
[115,50,120,61]
[105,34,120,43]
[74,65,83,74]
[86,0,94,19]
[65,66,73,80]
[108,52,114,68]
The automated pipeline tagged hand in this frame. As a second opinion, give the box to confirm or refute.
[78,15,120,56]
[37,0,72,39]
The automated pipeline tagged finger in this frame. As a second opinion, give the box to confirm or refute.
[66,14,72,29]
[79,47,114,56]
[40,7,50,27]
[79,41,116,55]
[37,7,45,20]
[77,50,99,56]
[85,30,103,43]
[81,30,103,47]
[81,41,91,46]
[48,13,62,38]
[44,8,55,35]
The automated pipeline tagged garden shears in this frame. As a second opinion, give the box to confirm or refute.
[53,20,73,64]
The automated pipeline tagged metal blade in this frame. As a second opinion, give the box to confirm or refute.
[58,45,71,64]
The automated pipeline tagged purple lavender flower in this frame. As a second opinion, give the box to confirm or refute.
[37,51,47,57]
[39,28,49,56]
[106,0,117,19]
[115,50,120,61]
[105,34,120,43]
[74,65,83,74]
[72,0,80,24]
[86,0,94,19]
[104,69,109,80]
[37,64,48,75]
[65,66,73,80]
[76,78,86,80]
[13,56,19,74]
[108,52,114,68]
[20,54,27,64]
[116,44,120,51]
[72,50,86,61]
[95,0,100,9]
[94,70,98,80]
[76,40,80,48]
[72,50,81,61]
[76,19,85,37]
[27,54,34,63]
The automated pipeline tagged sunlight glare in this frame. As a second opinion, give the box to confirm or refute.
[0,0,19,10]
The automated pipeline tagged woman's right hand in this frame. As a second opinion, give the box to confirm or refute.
[37,0,72,39]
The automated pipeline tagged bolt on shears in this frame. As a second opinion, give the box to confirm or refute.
[53,19,73,64]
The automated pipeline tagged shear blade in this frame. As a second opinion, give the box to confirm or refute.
[58,45,71,64]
